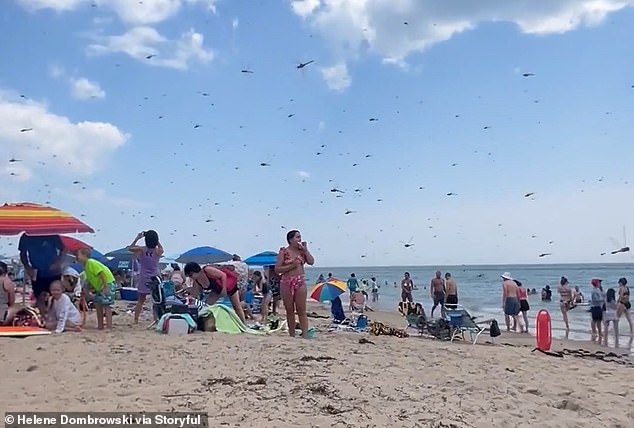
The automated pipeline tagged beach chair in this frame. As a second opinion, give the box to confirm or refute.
[445,305,492,345]
[398,302,427,334]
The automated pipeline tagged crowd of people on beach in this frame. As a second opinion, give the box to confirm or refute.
[0,229,632,348]
[0,229,318,338]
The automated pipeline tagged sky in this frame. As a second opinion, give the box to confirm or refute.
[1,0,634,267]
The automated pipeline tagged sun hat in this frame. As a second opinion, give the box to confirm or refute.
[591,278,602,287]
[501,272,513,280]
[62,266,80,278]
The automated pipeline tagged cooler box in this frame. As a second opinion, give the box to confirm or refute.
[120,287,138,301]
[166,318,190,335]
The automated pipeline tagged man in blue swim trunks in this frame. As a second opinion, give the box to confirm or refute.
[19,233,66,298]
[501,272,521,331]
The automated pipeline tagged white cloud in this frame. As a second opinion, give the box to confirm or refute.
[0,91,128,180]
[232,17,239,30]
[291,0,634,63]
[49,64,65,79]
[70,77,106,100]
[297,170,311,179]
[19,0,217,24]
[48,66,106,101]
[320,63,351,91]
[87,26,213,70]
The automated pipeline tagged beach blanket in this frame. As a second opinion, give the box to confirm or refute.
[198,304,276,335]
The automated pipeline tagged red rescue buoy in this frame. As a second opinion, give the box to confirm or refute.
[535,309,552,352]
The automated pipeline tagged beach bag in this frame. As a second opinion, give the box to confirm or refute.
[12,307,45,328]
[489,320,501,338]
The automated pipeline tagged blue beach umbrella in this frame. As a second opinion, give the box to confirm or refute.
[175,246,233,264]
[104,247,137,260]
[244,251,278,266]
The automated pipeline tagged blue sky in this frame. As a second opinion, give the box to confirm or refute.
[1,0,634,266]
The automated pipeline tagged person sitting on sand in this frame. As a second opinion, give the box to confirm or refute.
[0,261,17,325]
[76,248,115,330]
[183,262,246,323]
[46,281,82,333]
[501,272,521,332]
[350,290,365,313]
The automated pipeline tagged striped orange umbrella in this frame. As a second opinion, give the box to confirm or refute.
[0,202,94,236]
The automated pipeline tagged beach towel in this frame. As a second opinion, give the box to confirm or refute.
[198,304,279,335]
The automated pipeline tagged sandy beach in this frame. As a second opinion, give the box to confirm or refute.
[1,301,633,428]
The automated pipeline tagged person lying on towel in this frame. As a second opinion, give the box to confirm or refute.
[183,262,246,323]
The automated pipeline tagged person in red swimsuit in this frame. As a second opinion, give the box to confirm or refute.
[275,230,315,338]
[183,262,246,323]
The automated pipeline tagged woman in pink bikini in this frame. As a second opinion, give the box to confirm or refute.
[275,230,314,338]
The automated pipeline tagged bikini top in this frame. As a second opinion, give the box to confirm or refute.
[280,247,305,265]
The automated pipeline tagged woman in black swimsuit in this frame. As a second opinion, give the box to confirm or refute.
[617,277,633,335]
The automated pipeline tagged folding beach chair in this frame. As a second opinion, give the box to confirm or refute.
[445,305,493,345]
[398,302,427,335]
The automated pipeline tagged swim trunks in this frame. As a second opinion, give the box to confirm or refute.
[445,294,458,309]
[504,297,519,316]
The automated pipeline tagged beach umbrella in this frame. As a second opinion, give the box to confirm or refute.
[244,251,278,266]
[0,202,94,235]
[176,246,233,264]
[60,235,93,252]
[310,278,347,302]
[104,247,136,260]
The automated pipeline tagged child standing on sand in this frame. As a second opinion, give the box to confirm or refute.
[76,248,115,330]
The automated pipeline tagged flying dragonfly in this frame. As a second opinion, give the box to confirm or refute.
[400,237,415,248]
[610,226,630,255]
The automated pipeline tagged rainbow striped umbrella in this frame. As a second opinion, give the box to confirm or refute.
[310,278,347,302]
[0,202,94,236]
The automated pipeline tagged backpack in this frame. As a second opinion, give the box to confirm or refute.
[489,320,501,338]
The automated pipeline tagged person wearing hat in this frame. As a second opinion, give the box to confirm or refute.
[589,278,605,341]
[501,272,521,332]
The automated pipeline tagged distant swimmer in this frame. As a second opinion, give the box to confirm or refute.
[430,271,445,318]
[541,285,552,301]
[444,272,458,309]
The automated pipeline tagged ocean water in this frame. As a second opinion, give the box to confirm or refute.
[305,263,634,350]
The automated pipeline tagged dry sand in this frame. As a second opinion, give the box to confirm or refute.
[1,300,633,428]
